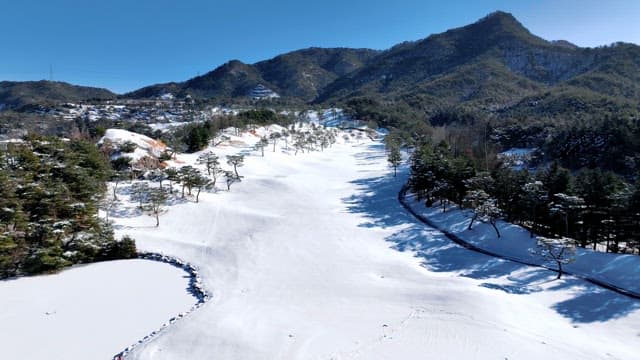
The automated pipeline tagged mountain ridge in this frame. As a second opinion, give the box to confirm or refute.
[0,80,116,110]
[3,11,639,124]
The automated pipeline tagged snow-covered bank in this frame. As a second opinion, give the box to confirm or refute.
[0,260,196,360]
[112,136,639,360]
[112,253,210,359]
[402,190,640,297]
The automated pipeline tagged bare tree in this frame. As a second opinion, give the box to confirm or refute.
[530,236,576,279]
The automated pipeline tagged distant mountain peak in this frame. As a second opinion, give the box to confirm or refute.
[466,11,537,40]
[482,10,518,21]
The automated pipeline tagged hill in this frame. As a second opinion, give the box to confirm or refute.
[126,48,380,101]
[0,80,116,110]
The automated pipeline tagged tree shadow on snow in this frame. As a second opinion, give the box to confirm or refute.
[343,145,640,324]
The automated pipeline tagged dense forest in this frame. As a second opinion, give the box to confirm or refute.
[0,136,136,278]
[401,136,640,254]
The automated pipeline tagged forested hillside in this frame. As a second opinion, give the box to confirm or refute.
[0,136,136,277]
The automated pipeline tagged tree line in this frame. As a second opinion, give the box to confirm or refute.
[406,139,640,255]
[0,136,136,278]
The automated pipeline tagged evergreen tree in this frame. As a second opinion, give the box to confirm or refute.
[387,143,402,177]
[197,151,220,176]
[254,136,269,157]
[147,188,168,227]
[269,132,281,152]
[226,154,245,178]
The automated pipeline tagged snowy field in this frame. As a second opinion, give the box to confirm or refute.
[100,127,640,360]
[0,259,195,360]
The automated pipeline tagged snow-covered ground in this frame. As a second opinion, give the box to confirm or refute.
[102,128,640,359]
[405,195,640,296]
[0,259,195,360]
[99,128,167,162]
[498,147,536,170]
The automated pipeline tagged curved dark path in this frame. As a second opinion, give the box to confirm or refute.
[398,184,640,300]
[345,145,640,324]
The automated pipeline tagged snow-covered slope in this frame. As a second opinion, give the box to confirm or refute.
[0,260,195,360]
[99,128,167,162]
[105,129,640,360]
[405,194,640,296]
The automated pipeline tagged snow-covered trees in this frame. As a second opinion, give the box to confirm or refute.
[408,137,640,254]
[463,190,502,237]
[530,236,576,279]
[0,136,136,277]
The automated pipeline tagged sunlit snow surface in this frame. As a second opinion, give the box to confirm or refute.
[107,128,639,360]
[0,260,194,360]
[5,126,638,360]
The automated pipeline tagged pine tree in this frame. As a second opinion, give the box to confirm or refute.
[522,181,549,237]
[226,154,244,178]
[147,188,168,227]
[387,143,402,177]
[224,170,239,191]
[254,136,269,157]
[130,182,150,209]
[269,132,281,152]
[197,151,220,176]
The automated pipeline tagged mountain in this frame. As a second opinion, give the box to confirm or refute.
[4,11,639,126]
[0,80,116,110]
[254,47,380,100]
[318,12,606,103]
[124,11,639,125]
[127,48,380,101]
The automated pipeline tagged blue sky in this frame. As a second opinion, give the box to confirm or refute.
[1,0,638,93]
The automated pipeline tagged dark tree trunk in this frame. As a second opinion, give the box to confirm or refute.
[556,262,563,279]
[468,213,478,230]
[491,219,501,238]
